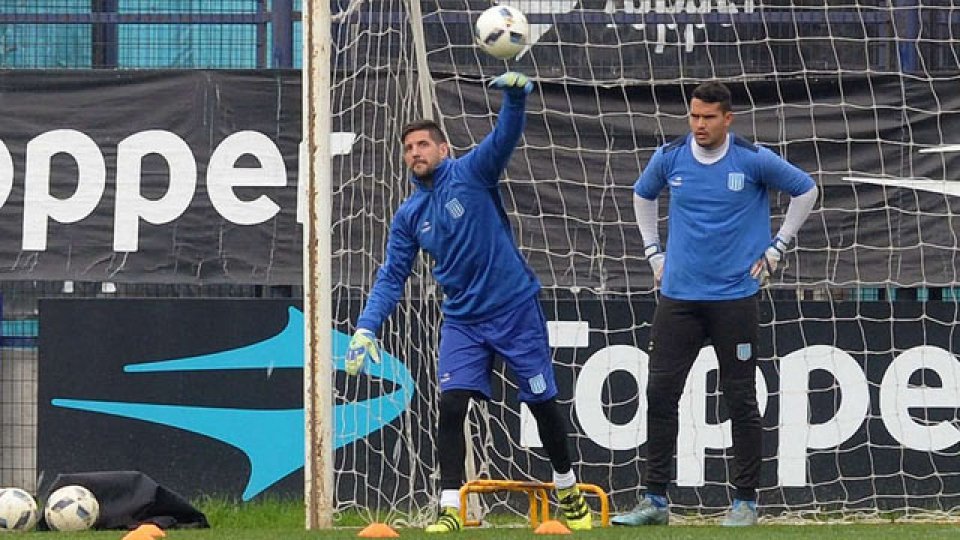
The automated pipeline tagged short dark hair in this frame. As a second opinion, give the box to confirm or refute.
[400,119,447,145]
[691,81,732,112]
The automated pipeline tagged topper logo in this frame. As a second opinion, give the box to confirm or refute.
[605,0,756,53]
[522,330,960,487]
[0,129,355,253]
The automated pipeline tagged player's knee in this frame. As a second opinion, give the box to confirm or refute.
[439,390,472,423]
[646,375,683,414]
[721,382,759,416]
[525,398,561,425]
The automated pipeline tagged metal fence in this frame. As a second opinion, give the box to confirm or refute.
[0,0,302,68]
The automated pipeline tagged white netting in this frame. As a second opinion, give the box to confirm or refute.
[325,0,960,524]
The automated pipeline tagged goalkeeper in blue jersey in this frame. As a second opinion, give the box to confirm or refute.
[343,72,591,533]
[612,81,818,528]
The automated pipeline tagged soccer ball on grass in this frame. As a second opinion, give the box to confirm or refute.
[475,5,529,59]
[0,487,39,532]
[44,484,100,531]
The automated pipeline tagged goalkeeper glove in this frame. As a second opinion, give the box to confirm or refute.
[489,71,534,96]
[644,243,665,286]
[750,236,788,282]
[345,328,380,375]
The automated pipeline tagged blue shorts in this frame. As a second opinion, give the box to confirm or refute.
[438,297,557,403]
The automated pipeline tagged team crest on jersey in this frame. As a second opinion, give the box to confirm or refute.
[727,172,745,191]
[445,198,465,218]
[736,343,752,361]
[528,373,547,395]
[669,176,683,187]
[420,220,431,233]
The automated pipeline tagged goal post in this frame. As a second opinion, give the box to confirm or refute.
[303,0,334,530]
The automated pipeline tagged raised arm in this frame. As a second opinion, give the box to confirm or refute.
[461,72,533,187]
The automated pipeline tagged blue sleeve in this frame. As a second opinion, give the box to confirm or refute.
[355,210,418,335]
[633,147,668,200]
[460,92,526,188]
[756,146,815,196]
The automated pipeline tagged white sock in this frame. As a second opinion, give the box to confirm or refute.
[553,469,577,490]
[440,489,460,509]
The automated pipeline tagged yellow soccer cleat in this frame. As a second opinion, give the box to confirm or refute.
[557,485,592,531]
[425,507,462,534]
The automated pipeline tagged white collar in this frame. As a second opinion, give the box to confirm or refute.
[691,133,730,165]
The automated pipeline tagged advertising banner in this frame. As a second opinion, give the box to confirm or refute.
[0,71,303,284]
[38,298,960,511]
[2,72,959,286]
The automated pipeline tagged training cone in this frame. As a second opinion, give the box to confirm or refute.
[121,523,166,540]
[358,522,400,538]
[534,520,571,535]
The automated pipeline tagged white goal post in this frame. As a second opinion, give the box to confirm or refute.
[302,0,335,530]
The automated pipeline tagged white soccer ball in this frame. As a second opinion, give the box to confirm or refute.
[0,487,39,532]
[44,485,99,532]
[475,5,529,59]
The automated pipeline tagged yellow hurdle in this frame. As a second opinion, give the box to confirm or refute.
[458,479,610,528]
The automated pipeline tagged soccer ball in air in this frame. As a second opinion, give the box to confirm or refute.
[475,5,529,59]
[0,487,39,532]
[44,485,99,531]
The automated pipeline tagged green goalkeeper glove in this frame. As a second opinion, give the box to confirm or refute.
[345,328,380,375]
[489,71,534,96]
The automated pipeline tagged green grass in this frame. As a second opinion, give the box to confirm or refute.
[12,499,960,539]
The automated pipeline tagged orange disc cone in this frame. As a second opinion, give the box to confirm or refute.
[138,524,166,538]
[358,522,400,538]
[122,524,166,540]
[534,520,572,535]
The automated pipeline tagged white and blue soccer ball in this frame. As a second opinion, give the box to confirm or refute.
[475,5,529,59]
[0,487,39,532]
[44,485,99,532]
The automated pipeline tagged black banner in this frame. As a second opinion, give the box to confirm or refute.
[420,1,917,80]
[2,71,960,286]
[0,71,303,284]
[38,298,960,512]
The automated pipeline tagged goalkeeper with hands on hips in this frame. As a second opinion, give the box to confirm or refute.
[612,81,818,528]
[343,71,592,533]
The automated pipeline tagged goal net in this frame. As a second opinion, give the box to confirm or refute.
[322,0,960,524]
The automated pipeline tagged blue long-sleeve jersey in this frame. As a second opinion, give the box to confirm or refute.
[634,133,816,300]
[357,92,540,335]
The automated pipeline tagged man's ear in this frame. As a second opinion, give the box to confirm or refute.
[439,142,450,158]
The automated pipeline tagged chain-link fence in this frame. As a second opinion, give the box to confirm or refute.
[0,0,302,68]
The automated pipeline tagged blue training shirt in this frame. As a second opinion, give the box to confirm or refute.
[634,133,815,300]
[357,92,540,335]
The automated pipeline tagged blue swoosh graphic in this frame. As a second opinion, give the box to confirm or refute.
[51,306,415,501]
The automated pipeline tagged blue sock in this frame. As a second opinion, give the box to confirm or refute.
[645,494,668,508]
[732,498,756,510]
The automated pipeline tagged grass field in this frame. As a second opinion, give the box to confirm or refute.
[11,499,960,539]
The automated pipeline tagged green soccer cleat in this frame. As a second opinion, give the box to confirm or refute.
[610,496,669,526]
[425,507,463,533]
[557,485,592,530]
[721,499,758,527]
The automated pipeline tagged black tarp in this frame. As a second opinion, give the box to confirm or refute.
[41,471,208,530]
